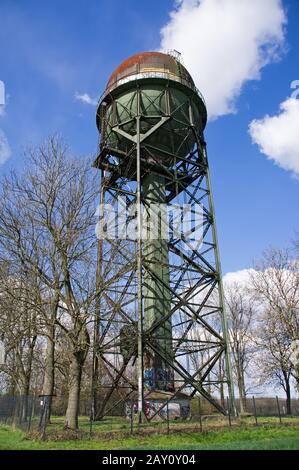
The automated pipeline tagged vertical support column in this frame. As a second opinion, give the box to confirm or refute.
[202,142,236,417]
[136,89,144,424]
[143,173,173,391]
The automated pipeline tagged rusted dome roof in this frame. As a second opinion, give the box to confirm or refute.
[105,51,196,93]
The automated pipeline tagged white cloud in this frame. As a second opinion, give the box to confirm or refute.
[160,0,286,119]
[249,97,299,176]
[0,129,11,165]
[74,92,98,106]
[223,268,255,289]
[223,265,299,301]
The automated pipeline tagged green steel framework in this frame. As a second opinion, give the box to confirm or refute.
[92,77,236,423]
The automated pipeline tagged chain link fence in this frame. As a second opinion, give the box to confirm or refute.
[1,394,298,439]
[0,395,52,436]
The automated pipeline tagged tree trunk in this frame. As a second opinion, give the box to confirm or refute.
[235,363,244,414]
[92,353,101,419]
[15,335,36,423]
[241,373,247,411]
[42,326,55,422]
[237,371,247,413]
[285,376,292,415]
[65,353,83,429]
[219,382,225,409]
[237,377,244,414]
[16,378,30,424]
[218,358,225,408]
[294,366,299,394]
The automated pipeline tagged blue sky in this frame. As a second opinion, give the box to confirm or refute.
[0,0,298,275]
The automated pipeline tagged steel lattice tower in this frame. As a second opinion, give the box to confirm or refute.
[93,52,235,422]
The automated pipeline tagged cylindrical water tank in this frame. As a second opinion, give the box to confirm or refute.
[97,52,207,166]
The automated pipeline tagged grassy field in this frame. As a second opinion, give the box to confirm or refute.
[0,416,299,450]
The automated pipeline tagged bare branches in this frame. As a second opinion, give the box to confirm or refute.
[249,247,299,413]
[224,281,255,412]
[0,135,98,429]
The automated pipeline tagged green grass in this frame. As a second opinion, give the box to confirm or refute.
[0,421,299,450]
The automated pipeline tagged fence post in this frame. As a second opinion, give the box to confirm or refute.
[276,396,282,424]
[166,400,170,435]
[226,396,231,427]
[252,396,258,426]
[130,401,134,435]
[198,396,203,432]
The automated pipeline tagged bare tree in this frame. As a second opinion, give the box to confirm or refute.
[0,136,98,429]
[250,247,299,413]
[253,308,293,414]
[0,264,39,419]
[224,282,255,413]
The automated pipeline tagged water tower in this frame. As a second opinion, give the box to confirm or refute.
[93,52,235,422]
